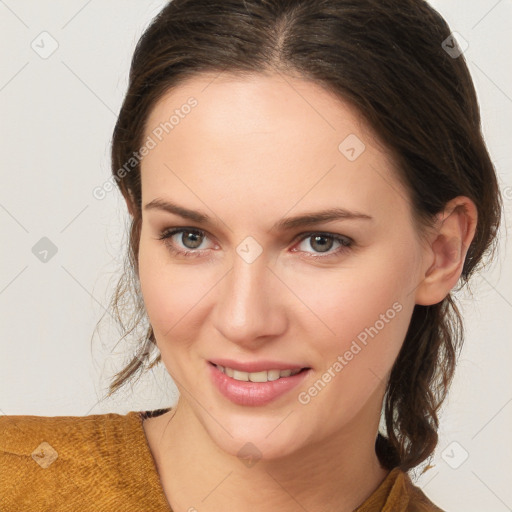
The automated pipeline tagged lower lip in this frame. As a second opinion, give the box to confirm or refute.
[208,362,311,406]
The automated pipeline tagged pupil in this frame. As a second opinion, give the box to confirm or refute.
[311,235,333,253]
[183,231,202,249]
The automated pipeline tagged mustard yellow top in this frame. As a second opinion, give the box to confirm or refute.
[0,409,444,512]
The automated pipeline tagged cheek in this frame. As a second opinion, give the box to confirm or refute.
[293,256,415,432]
[138,237,205,342]
[298,247,417,375]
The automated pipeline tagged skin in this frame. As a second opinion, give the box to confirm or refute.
[132,71,477,512]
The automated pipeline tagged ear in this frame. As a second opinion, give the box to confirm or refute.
[415,196,478,306]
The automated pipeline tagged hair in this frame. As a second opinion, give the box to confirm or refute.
[100,0,502,473]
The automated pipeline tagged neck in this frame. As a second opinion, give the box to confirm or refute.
[149,396,389,512]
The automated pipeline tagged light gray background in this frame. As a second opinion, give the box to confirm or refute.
[0,1,510,511]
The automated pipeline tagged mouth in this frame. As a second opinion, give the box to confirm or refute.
[207,360,312,406]
[209,361,311,383]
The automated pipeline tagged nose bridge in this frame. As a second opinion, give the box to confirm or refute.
[214,250,285,343]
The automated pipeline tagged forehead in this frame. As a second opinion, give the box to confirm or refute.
[144,71,377,146]
[140,72,411,227]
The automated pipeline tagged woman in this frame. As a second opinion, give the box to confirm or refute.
[1,0,502,511]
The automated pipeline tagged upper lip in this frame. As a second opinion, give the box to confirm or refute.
[209,358,309,373]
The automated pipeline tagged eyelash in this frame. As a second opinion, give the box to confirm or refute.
[157,227,354,261]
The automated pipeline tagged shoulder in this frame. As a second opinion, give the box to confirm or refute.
[0,410,140,442]
[0,410,170,512]
[357,466,446,512]
[0,411,142,471]
[401,470,446,512]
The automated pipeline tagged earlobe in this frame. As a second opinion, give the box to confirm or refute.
[415,197,477,306]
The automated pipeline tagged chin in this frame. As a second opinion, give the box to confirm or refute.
[206,423,307,463]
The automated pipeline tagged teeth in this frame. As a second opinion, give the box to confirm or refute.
[215,365,302,382]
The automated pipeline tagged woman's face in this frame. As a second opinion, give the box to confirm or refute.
[137,72,431,460]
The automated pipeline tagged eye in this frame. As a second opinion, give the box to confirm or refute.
[157,227,215,257]
[292,232,353,259]
[157,227,354,260]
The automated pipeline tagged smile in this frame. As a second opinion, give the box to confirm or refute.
[208,361,312,406]
[214,364,303,382]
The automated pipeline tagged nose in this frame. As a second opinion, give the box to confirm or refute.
[212,251,288,348]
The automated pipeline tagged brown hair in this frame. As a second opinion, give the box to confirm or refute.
[101,0,502,472]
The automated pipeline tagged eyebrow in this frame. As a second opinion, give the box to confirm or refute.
[144,198,373,231]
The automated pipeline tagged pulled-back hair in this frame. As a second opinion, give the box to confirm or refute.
[102,0,502,472]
